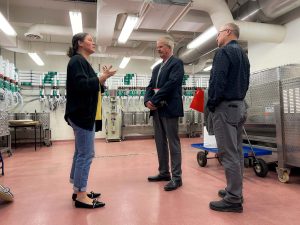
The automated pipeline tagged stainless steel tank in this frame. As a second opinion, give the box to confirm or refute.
[135,112,146,125]
[122,112,134,126]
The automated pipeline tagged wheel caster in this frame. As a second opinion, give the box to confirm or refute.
[276,168,290,183]
[253,158,268,177]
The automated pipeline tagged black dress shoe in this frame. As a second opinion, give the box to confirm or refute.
[148,174,171,182]
[218,189,244,203]
[164,179,182,191]
[209,199,243,213]
[72,191,101,201]
[75,199,105,209]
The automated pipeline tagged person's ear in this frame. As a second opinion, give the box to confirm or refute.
[78,40,83,47]
[227,29,231,36]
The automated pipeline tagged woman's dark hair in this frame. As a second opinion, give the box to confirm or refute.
[67,32,89,58]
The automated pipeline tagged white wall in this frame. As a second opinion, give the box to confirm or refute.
[1,45,196,141]
[248,17,300,73]
[0,49,154,74]
[1,49,156,140]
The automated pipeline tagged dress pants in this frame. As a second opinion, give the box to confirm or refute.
[152,110,182,180]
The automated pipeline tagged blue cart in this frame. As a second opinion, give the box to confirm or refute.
[191,143,273,177]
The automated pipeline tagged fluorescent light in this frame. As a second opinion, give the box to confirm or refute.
[118,15,139,44]
[69,11,83,35]
[28,53,44,66]
[0,12,17,36]
[203,65,212,71]
[187,26,217,49]
[119,57,131,69]
[150,59,163,70]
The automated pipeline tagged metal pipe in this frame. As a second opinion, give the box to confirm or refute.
[166,1,192,32]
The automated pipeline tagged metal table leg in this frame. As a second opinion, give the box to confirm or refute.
[34,125,37,151]
[40,125,42,147]
[0,151,4,175]
[14,127,17,149]
[6,134,12,156]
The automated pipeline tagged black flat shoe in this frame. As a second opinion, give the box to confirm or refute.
[209,199,243,213]
[164,179,182,191]
[148,174,171,182]
[0,185,14,202]
[72,191,101,201]
[75,199,105,209]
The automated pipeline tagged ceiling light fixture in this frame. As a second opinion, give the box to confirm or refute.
[203,65,212,72]
[150,59,163,70]
[119,57,131,69]
[0,12,17,36]
[187,26,217,49]
[69,11,83,35]
[118,15,139,44]
[28,53,44,66]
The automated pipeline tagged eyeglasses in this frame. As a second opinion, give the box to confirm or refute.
[217,29,232,37]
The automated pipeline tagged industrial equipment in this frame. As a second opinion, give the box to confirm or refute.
[0,111,11,157]
[8,112,52,147]
[104,89,122,142]
[103,86,204,140]
[244,64,300,182]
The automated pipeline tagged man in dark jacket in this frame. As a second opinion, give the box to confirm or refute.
[208,23,250,213]
[145,36,184,191]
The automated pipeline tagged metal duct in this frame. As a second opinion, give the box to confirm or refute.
[5,40,70,54]
[151,0,191,5]
[25,24,170,42]
[178,0,289,64]
[4,39,152,60]
[113,31,172,42]
[0,32,17,48]
[258,0,300,21]
[177,0,233,64]
[105,42,150,56]
[233,0,261,21]
[178,38,217,65]
[24,24,96,39]
[68,0,97,2]
[233,0,300,22]
[96,0,144,48]
[236,20,286,42]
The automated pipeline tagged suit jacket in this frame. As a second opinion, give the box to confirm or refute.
[144,56,184,118]
[64,54,104,131]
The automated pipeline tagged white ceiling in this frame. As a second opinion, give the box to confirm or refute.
[0,0,212,58]
[0,0,299,70]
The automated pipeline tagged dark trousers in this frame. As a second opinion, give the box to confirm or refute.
[212,100,246,203]
[153,111,182,180]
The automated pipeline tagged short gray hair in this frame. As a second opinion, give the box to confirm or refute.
[225,23,240,38]
[157,36,175,50]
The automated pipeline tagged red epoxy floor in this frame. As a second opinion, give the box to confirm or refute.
[1,138,300,225]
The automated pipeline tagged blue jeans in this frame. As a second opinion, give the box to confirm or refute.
[68,119,95,192]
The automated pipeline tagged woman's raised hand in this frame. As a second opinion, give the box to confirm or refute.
[99,65,117,85]
[102,65,117,78]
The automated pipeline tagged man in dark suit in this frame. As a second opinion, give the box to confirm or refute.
[144,36,184,191]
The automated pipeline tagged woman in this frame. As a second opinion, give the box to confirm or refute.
[65,33,116,209]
